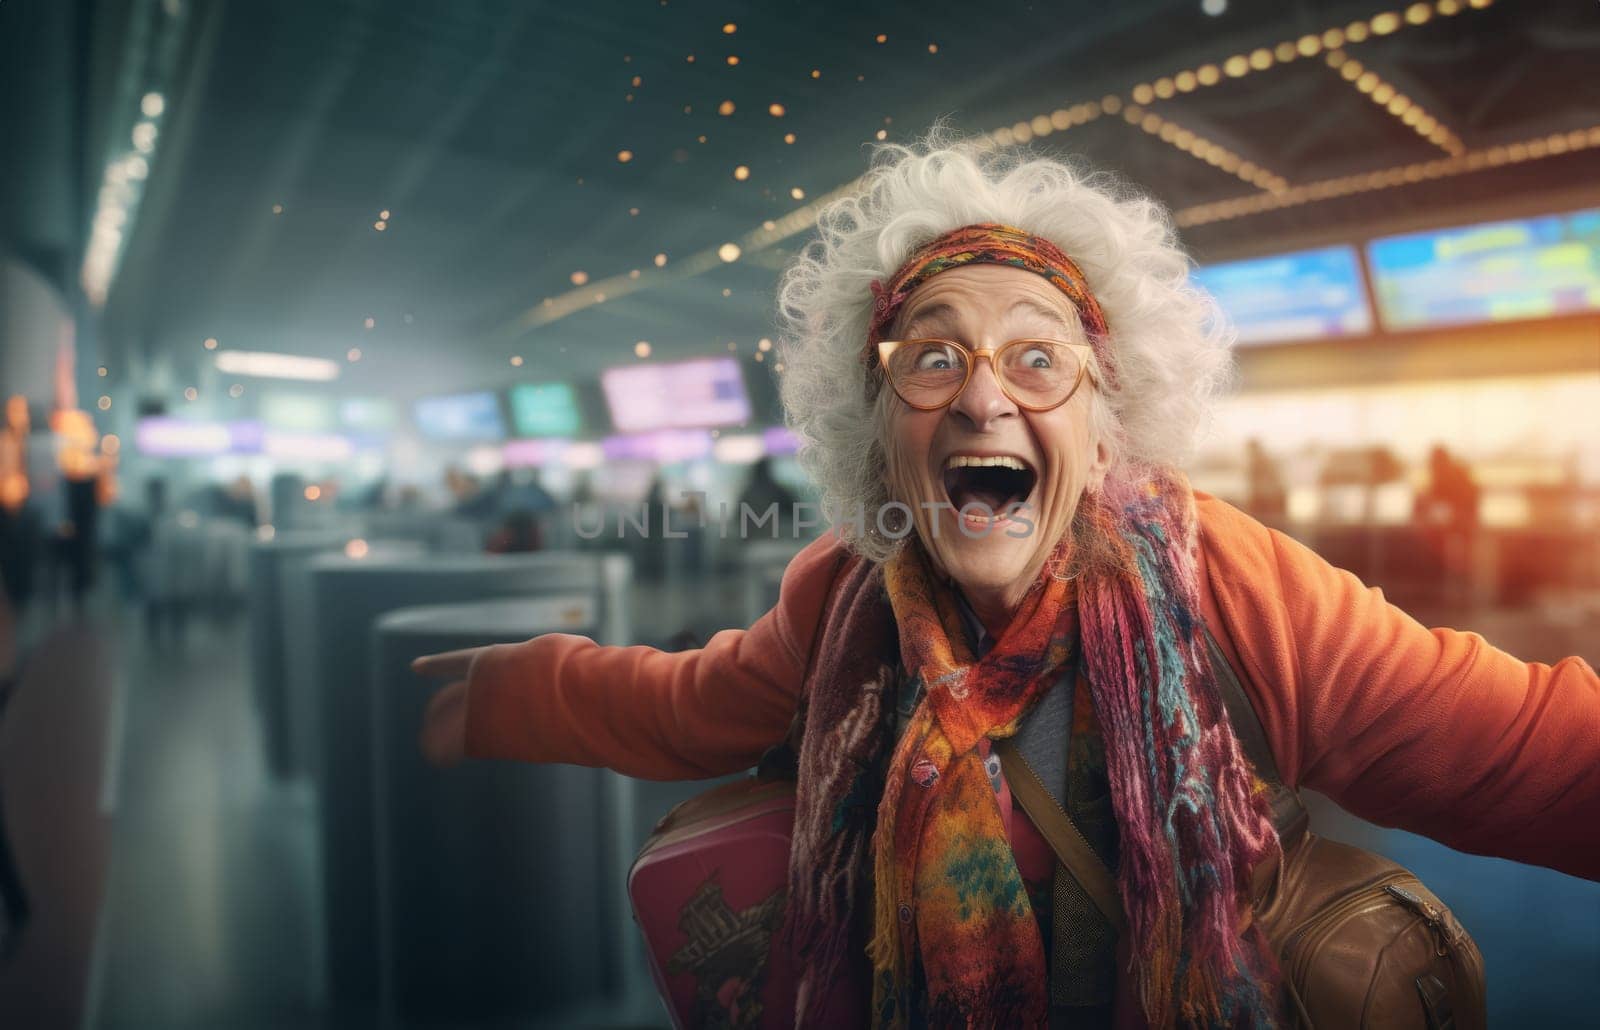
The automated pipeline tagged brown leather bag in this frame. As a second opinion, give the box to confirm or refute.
[1207,629,1486,1030]
[999,630,1487,1029]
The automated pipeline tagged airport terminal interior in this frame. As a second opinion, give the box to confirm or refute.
[1,0,1598,1026]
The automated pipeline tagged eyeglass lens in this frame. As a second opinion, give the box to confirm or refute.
[885,340,1083,407]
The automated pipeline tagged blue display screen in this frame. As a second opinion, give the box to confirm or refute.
[412,392,507,442]
[508,382,583,437]
[1367,208,1600,330]
[1192,245,1373,345]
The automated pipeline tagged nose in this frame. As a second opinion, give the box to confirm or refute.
[948,356,1017,431]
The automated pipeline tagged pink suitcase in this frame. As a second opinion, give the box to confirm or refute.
[629,777,799,1029]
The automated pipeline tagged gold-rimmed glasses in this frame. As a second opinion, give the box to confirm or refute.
[875,338,1099,412]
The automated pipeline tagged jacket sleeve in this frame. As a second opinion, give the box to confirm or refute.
[1195,492,1600,882]
[463,534,850,780]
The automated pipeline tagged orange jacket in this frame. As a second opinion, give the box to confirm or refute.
[466,491,1600,882]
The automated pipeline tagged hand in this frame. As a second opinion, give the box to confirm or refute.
[412,647,488,768]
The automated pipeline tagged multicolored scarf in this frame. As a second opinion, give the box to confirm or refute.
[867,539,1078,1025]
[784,473,1283,1027]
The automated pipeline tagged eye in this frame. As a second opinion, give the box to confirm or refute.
[913,344,961,371]
[1019,346,1053,369]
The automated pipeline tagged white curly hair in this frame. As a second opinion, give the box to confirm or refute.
[776,126,1235,562]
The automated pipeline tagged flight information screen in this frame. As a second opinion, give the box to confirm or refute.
[1367,208,1600,330]
[1192,245,1373,345]
[507,382,583,437]
[412,392,507,442]
[601,356,751,432]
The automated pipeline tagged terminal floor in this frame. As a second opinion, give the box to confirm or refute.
[0,583,1596,1027]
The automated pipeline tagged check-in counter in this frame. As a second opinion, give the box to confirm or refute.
[278,539,426,779]
[361,510,484,553]
[248,530,356,778]
[371,598,627,1026]
[304,550,631,1007]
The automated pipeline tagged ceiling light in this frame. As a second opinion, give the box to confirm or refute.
[790,187,804,199]
[347,347,361,362]
[228,384,243,398]
[768,103,786,117]
[510,355,522,366]
[733,165,750,180]
[718,242,741,262]
[1370,11,1401,34]
[570,271,589,285]
[722,22,736,33]
[875,34,887,43]
[635,341,651,357]
[928,43,939,53]
[141,92,165,117]
[654,253,667,267]
[214,350,340,382]
[204,337,218,350]
[617,150,634,162]
[363,316,375,328]
[726,55,739,66]
[783,132,796,143]
[1201,0,1226,14]
[718,100,735,115]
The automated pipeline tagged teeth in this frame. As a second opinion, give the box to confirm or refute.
[944,455,1028,471]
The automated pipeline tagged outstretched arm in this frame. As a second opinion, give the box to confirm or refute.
[442,535,850,780]
[1195,492,1600,882]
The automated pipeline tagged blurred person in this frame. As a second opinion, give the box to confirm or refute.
[140,479,190,646]
[215,475,259,527]
[1415,444,1480,534]
[415,135,1599,1026]
[498,469,555,516]
[0,397,39,614]
[737,455,800,539]
[98,485,152,602]
[1243,437,1286,523]
[484,510,542,554]
[1414,444,1481,591]
[53,409,103,612]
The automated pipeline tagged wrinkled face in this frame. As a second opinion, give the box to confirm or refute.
[882,265,1110,606]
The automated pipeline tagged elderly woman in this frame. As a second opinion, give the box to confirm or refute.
[416,134,1600,1027]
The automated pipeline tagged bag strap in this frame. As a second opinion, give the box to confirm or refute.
[1200,624,1310,850]
[993,737,1128,937]
[997,624,1307,940]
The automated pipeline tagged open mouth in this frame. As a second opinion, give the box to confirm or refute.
[941,454,1038,517]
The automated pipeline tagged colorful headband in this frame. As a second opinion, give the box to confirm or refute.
[864,222,1112,382]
